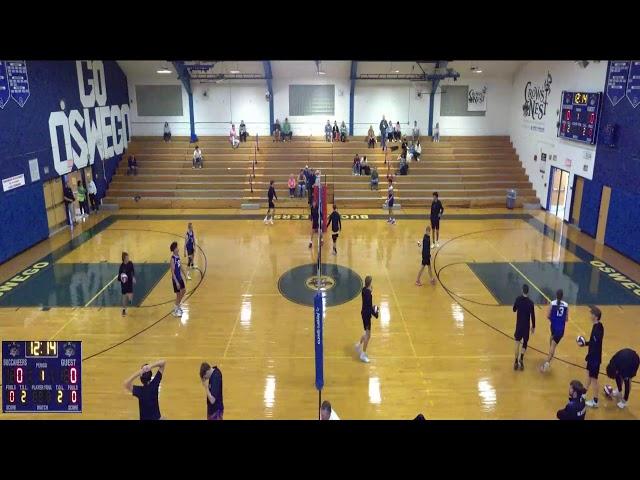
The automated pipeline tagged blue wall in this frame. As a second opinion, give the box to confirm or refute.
[579,61,640,263]
[0,60,129,264]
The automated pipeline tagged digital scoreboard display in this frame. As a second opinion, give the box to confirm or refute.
[558,91,602,145]
[2,341,82,413]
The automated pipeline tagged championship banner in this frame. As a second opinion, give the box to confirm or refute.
[467,84,487,111]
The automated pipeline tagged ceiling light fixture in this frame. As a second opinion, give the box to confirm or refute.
[229,62,240,74]
[157,67,172,74]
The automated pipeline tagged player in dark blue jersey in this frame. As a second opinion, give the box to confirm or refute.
[264,180,277,225]
[386,182,396,225]
[513,284,535,370]
[578,305,604,408]
[309,199,321,249]
[184,222,196,280]
[118,251,136,317]
[541,289,569,372]
[170,241,187,317]
[326,204,342,255]
[415,226,436,286]
[429,192,444,248]
[556,380,587,420]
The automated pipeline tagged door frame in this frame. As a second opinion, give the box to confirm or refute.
[546,166,570,218]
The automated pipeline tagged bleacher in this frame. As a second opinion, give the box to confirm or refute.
[105,135,540,209]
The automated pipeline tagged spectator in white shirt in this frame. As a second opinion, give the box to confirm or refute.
[87,178,99,212]
[320,400,340,420]
[229,124,240,149]
[193,146,203,169]
[412,121,420,143]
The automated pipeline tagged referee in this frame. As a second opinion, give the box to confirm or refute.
[326,204,342,255]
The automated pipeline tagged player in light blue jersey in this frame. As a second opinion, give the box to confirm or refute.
[541,289,569,372]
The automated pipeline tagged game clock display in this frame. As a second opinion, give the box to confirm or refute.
[2,341,82,413]
[558,91,602,145]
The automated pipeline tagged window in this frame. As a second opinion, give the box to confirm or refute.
[135,85,184,116]
[440,86,485,117]
[289,85,335,116]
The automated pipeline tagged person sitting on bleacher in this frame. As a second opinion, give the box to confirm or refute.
[394,122,402,141]
[352,154,361,176]
[273,119,282,142]
[325,120,332,142]
[239,121,248,142]
[370,167,379,190]
[193,146,203,169]
[398,153,409,176]
[386,122,395,143]
[297,169,307,197]
[127,155,138,175]
[229,124,240,149]
[361,156,371,176]
[340,121,348,142]
[282,118,292,142]
[413,140,421,161]
[163,122,171,142]
[412,121,420,143]
[367,126,376,148]
[332,121,340,142]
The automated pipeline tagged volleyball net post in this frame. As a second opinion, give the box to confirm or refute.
[313,175,327,417]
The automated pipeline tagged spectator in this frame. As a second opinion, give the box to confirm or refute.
[433,122,440,142]
[386,121,395,143]
[352,153,361,176]
[332,121,340,141]
[324,120,332,142]
[199,362,224,420]
[282,118,292,141]
[239,120,248,142]
[320,400,340,420]
[379,115,388,150]
[370,166,379,190]
[87,177,99,212]
[297,169,307,198]
[193,146,203,169]
[413,140,422,161]
[273,119,281,142]
[288,174,296,198]
[401,136,408,158]
[127,155,138,175]
[361,156,371,175]
[77,180,88,219]
[398,153,409,176]
[394,121,402,141]
[412,121,420,142]
[340,121,348,142]
[63,181,75,226]
[124,360,166,420]
[556,380,587,420]
[163,122,171,142]
[229,124,240,148]
[367,125,376,148]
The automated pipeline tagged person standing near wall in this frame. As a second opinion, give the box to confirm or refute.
[76,180,88,219]
[379,115,388,150]
[239,120,248,142]
[412,121,420,143]
[325,120,332,142]
[87,177,98,212]
[163,122,171,142]
[63,181,76,227]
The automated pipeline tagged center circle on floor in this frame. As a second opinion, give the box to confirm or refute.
[278,263,363,306]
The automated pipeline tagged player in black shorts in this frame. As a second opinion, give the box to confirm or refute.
[355,275,378,363]
[429,192,444,248]
[170,241,187,317]
[264,180,277,225]
[326,204,342,255]
[578,305,604,408]
[200,362,224,420]
[603,348,639,409]
[309,199,321,249]
[512,284,535,370]
[415,226,436,286]
[124,359,166,420]
[118,251,136,317]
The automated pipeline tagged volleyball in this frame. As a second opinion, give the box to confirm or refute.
[576,335,586,346]
[603,385,614,398]
[120,273,128,283]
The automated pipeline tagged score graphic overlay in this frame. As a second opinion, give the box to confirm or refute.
[2,341,82,413]
[558,91,602,145]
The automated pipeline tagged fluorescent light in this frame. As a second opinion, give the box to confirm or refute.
[393,69,400,73]
[229,69,240,74]
[475,69,483,74]
[318,70,326,75]
[157,68,172,74]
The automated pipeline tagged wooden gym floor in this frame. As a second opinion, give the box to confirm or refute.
[1,207,639,420]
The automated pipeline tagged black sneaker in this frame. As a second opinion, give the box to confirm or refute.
[519,360,524,371]
[122,309,126,317]
[514,360,519,371]
[308,242,312,249]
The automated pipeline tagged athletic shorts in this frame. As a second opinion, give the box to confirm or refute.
[587,361,600,379]
[172,278,185,293]
[388,199,394,208]
[268,201,275,209]
[121,283,133,295]
[361,313,371,331]
[207,410,224,420]
[332,233,339,241]
[514,328,529,343]
[312,222,319,231]
[186,245,194,256]
[551,329,564,345]
[431,217,440,230]
[421,256,431,266]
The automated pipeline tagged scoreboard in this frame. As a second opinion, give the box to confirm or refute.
[558,91,602,145]
[2,341,82,413]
